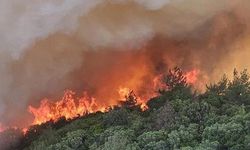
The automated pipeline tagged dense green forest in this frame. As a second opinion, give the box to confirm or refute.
[1,68,250,150]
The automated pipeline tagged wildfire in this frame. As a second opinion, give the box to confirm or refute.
[0,69,200,135]
[185,69,200,84]
[118,87,131,99]
[118,87,149,111]
[28,91,107,125]
[22,128,28,135]
[27,69,200,127]
[153,74,166,91]
[29,87,149,125]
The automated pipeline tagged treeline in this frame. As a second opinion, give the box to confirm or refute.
[1,68,250,150]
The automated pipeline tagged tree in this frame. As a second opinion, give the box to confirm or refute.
[102,108,129,127]
[182,102,210,125]
[205,75,228,108]
[150,102,176,130]
[202,122,245,149]
[160,67,193,100]
[29,127,60,150]
[48,130,87,150]
[137,130,169,150]
[90,127,136,150]
[167,124,200,149]
[120,90,138,108]
[226,69,250,105]
[0,128,23,150]
[163,67,188,91]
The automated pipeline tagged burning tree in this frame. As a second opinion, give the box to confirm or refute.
[120,90,138,108]
[154,67,195,103]
[164,67,188,90]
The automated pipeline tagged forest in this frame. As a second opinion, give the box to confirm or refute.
[1,68,250,150]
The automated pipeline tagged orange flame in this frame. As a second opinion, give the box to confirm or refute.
[28,90,107,125]
[0,69,200,134]
[118,87,131,100]
[22,128,28,135]
[28,69,200,126]
[185,69,200,84]
[29,88,149,125]
[118,87,149,111]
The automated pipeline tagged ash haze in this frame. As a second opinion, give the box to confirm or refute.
[0,0,249,128]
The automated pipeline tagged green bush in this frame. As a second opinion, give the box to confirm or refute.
[103,108,129,127]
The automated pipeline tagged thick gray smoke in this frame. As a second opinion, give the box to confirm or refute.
[0,0,249,127]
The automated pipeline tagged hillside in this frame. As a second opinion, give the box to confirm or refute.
[1,69,250,150]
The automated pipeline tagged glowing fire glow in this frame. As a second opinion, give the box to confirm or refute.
[23,69,200,128]
[28,87,149,125]
[118,87,149,111]
[22,128,28,135]
[0,69,200,134]
[185,69,200,84]
[28,91,107,125]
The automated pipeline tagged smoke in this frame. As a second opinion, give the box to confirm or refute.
[0,0,104,58]
[0,0,249,127]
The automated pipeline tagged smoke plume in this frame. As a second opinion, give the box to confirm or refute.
[0,0,249,127]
